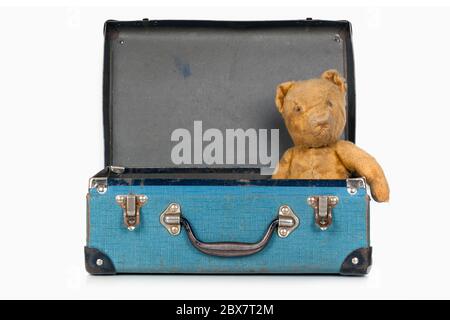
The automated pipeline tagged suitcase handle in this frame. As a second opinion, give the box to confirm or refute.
[160,203,300,257]
[180,217,279,257]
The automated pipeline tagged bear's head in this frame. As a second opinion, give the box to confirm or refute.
[275,69,347,148]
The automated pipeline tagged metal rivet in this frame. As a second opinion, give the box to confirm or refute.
[170,204,178,211]
[138,195,148,203]
[329,196,338,205]
[281,206,289,214]
[171,226,179,234]
[97,185,107,194]
[96,259,103,266]
[349,187,357,195]
[127,226,136,231]
[351,257,359,265]
[119,40,124,45]
[279,228,287,236]
[334,34,341,43]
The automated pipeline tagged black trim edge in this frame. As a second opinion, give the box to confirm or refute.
[344,20,356,143]
[103,21,115,167]
[84,246,116,275]
[340,247,372,276]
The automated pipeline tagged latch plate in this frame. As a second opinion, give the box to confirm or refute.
[160,203,181,235]
[115,194,148,231]
[307,196,339,231]
[277,205,300,238]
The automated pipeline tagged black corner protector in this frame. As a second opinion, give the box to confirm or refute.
[340,247,372,276]
[84,246,116,275]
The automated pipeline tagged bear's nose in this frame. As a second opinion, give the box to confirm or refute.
[310,111,330,126]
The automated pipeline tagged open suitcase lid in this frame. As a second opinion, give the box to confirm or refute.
[103,19,355,169]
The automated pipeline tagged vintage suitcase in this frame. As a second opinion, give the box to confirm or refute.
[85,19,371,275]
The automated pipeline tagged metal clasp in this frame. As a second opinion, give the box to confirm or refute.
[160,203,181,235]
[277,205,300,238]
[308,196,339,231]
[115,194,148,231]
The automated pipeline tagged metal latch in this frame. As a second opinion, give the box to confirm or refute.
[307,196,339,231]
[115,194,148,231]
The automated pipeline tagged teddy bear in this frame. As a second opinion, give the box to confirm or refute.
[272,69,389,202]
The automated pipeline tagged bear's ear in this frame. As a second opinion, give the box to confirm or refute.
[275,81,294,113]
[321,69,347,93]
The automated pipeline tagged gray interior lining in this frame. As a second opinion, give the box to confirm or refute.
[106,22,352,168]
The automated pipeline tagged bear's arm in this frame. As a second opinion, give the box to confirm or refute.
[335,140,390,202]
[271,148,294,179]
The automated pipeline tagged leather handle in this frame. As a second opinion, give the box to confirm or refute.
[180,217,279,257]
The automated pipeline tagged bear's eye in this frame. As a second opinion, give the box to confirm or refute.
[326,100,333,108]
[294,105,303,113]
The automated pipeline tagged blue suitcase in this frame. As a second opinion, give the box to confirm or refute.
[85,19,372,275]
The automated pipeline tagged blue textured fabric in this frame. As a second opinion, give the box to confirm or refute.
[88,183,369,273]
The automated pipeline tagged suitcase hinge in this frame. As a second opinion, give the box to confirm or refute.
[308,196,339,231]
[115,194,148,231]
[109,166,125,174]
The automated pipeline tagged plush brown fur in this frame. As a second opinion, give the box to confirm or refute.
[272,69,389,202]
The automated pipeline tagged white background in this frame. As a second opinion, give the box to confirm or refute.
[1,1,450,299]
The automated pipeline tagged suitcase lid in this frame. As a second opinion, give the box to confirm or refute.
[103,19,355,169]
